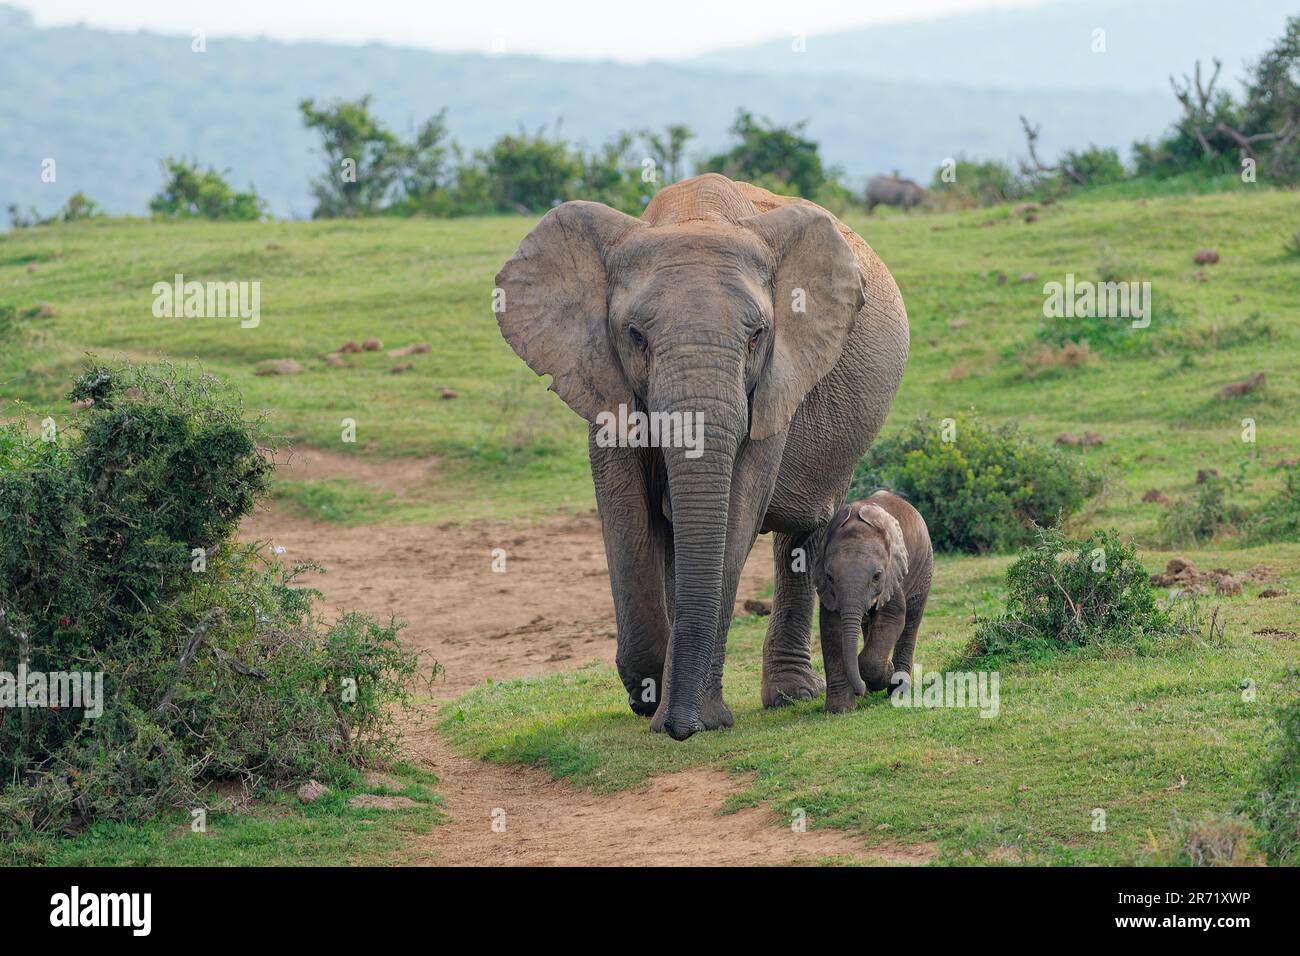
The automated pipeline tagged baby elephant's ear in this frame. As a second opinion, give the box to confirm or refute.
[816,568,838,611]
[817,506,853,610]
[861,504,909,602]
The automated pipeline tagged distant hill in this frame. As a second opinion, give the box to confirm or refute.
[0,4,1190,218]
[692,0,1295,93]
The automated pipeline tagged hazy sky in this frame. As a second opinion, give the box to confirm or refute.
[11,0,1053,62]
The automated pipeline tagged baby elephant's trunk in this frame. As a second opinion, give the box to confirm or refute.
[840,613,867,697]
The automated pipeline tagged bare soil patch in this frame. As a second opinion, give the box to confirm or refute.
[240,448,927,866]
[241,506,771,697]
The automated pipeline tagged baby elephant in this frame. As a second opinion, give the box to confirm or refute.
[814,491,933,713]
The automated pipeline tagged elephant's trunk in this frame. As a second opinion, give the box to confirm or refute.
[839,610,867,697]
[652,358,746,741]
[861,635,897,693]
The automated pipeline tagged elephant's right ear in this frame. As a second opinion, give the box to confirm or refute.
[494,201,645,424]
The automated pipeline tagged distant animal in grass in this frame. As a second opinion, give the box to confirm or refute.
[865,176,929,214]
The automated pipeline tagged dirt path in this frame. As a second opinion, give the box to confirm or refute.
[240,450,920,865]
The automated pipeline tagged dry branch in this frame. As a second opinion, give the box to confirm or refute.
[1019,116,1086,186]
[157,608,226,714]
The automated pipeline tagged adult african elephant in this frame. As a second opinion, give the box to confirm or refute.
[494,173,908,740]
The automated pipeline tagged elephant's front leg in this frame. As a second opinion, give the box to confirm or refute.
[859,597,908,694]
[589,431,671,717]
[761,531,826,707]
[651,435,781,733]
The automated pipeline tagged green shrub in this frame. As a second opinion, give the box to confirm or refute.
[149,156,266,221]
[1158,469,1249,547]
[701,109,829,199]
[966,527,1175,661]
[0,362,424,847]
[1134,15,1300,185]
[928,156,1028,207]
[1249,471,1300,543]
[7,192,104,229]
[850,414,1100,553]
[1036,310,1149,354]
[475,128,582,214]
[1241,668,1300,865]
[1059,145,1128,187]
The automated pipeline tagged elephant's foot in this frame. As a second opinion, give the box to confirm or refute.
[618,664,665,718]
[648,693,734,736]
[699,694,734,730]
[623,675,664,718]
[823,689,858,714]
[627,692,657,717]
[761,668,827,708]
[648,707,671,735]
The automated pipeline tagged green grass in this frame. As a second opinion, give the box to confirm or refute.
[442,544,1300,864]
[3,188,1297,528]
[3,184,1299,864]
[10,761,445,866]
[1064,172,1251,202]
[0,215,591,521]
[271,477,395,524]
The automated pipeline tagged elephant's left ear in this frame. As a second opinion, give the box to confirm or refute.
[742,204,865,441]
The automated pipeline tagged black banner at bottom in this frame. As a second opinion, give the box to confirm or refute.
[0,865,1279,941]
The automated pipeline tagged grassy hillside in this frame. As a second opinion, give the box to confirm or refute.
[3,183,1296,532]
[3,184,1298,864]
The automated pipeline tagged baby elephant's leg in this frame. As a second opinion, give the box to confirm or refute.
[818,604,858,714]
[858,600,907,693]
[889,592,929,693]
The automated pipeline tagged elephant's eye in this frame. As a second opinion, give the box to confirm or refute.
[873,569,884,581]
[748,327,765,352]
[628,325,647,351]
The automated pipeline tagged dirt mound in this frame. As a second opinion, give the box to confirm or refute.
[1149,558,1277,596]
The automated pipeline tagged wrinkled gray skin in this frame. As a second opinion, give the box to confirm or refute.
[865,176,928,214]
[494,174,909,740]
[815,491,933,713]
